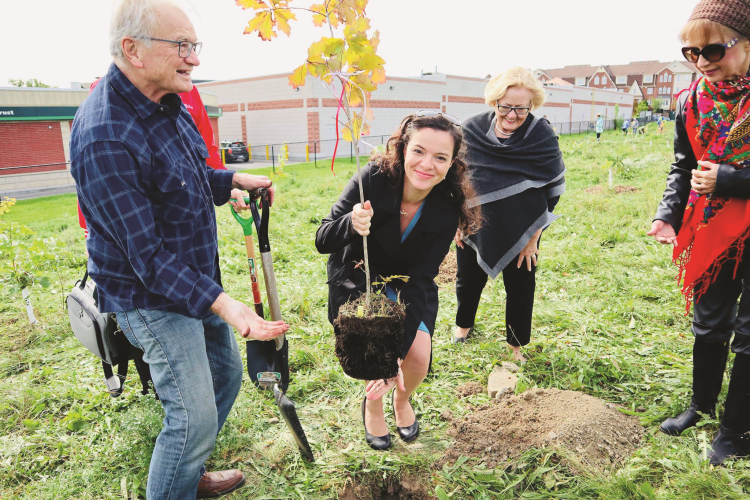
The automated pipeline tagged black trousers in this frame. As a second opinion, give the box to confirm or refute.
[455,243,536,346]
[693,249,750,355]
[689,249,750,429]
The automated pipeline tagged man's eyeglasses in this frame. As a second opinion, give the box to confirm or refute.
[682,38,738,64]
[148,38,203,58]
[496,104,531,116]
[414,110,462,127]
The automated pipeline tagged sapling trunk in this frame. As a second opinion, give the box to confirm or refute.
[340,84,371,309]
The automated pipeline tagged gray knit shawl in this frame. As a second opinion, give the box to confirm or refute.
[462,110,566,278]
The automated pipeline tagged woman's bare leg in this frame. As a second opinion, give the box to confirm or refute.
[393,330,431,426]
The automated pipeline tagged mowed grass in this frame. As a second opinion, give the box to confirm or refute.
[1,125,749,499]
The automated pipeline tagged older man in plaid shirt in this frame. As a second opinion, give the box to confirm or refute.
[69,0,288,498]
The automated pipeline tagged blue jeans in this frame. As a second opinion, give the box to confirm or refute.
[116,309,243,500]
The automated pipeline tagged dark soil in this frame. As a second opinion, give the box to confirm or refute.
[338,473,432,500]
[334,294,406,380]
[441,388,643,473]
[435,250,457,288]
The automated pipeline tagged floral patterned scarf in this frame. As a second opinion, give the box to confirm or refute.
[674,76,750,310]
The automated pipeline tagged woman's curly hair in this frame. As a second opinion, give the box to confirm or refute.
[370,113,482,235]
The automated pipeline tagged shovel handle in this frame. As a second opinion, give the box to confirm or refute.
[243,235,265,318]
[229,188,261,236]
[249,190,283,350]
[249,189,270,252]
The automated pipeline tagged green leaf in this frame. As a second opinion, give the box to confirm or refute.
[66,419,85,432]
[22,419,41,430]
[39,277,51,288]
[434,486,450,500]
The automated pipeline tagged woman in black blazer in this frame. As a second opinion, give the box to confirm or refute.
[316,111,480,450]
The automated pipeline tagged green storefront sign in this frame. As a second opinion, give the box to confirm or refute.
[0,105,221,121]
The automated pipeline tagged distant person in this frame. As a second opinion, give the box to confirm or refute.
[622,117,631,136]
[595,113,604,141]
[631,117,639,136]
[69,0,289,497]
[657,115,666,134]
[648,0,750,466]
[316,112,480,450]
[453,67,565,363]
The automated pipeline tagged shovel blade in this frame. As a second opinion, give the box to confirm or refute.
[247,337,289,393]
[274,386,315,462]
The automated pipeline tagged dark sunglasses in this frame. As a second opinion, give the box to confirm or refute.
[414,110,462,127]
[682,38,739,63]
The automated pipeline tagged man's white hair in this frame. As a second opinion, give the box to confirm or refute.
[110,0,182,61]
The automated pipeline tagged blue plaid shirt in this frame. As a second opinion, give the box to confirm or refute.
[70,63,235,318]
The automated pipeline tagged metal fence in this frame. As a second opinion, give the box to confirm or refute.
[1,118,658,176]
[245,119,625,168]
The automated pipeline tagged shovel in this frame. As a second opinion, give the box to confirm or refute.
[230,189,314,462]
[229,192,289,392]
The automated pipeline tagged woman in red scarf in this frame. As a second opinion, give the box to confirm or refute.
[649,0,750,465]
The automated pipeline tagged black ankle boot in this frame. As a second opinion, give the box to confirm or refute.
[661,340,729,436]
[659,403,713,436]
[709,353,750,465]
[708,425,750,465]
[362,397,391,451]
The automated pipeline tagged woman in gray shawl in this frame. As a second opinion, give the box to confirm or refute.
[453,67,565,363]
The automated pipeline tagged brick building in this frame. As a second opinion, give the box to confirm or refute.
[0,85,221,193]
[535,60,698,111]
[198,71,634,160]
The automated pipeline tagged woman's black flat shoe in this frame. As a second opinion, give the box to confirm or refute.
[362,397,391,451]
[391,392,419,442]
[452,327,473,344]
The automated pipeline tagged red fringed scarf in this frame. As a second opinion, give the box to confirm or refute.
[674,76,750,311]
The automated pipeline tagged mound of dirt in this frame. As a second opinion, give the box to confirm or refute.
[435,250,457,287]
[614,185,640,194]
[441,388,643,472]
[584,185,640,195]
[339,473,430,500]
[456,381,484,398]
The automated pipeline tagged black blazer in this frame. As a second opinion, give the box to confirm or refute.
[654,90,750,232]
[315,162,460,355]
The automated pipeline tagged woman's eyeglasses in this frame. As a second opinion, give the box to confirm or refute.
[496,104,531,116]
[414,110,462,127]
[682,38,739,64]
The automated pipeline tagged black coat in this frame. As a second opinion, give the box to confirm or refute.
[315,162,460,356]
[654,91,750,231]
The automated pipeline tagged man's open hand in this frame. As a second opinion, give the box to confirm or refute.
[211,292,288,340]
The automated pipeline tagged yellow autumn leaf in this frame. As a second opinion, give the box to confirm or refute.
[371,67,386,84]
[244,11,276,41]
[355,53,385,71]
[310,4,327,27]
[369,30,380,51]
[274,8,296,36]
[289,63,308,89]
[348,91,362,108]
[236,0,267,10]
[344,17,370,37]
[324,39,345,57]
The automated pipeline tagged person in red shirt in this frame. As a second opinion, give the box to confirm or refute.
[78,80,230,240]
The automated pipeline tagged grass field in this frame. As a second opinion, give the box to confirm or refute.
[1,123,749,499]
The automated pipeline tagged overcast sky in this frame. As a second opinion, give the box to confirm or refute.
[2,0,695,89]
